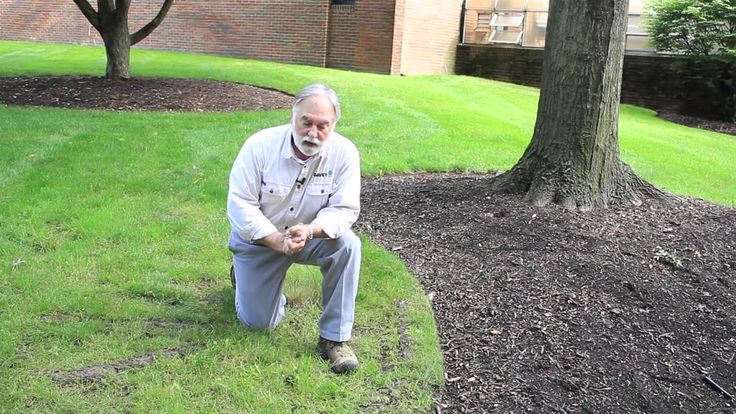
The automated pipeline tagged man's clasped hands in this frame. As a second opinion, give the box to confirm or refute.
[259,223,315,256]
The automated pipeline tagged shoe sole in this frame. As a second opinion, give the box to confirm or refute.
[318,347,359,374]
[331,360,359,374]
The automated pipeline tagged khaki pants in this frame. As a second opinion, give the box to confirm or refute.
[228,230,361,342]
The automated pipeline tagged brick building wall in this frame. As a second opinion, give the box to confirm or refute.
[0,0,464,75]
[325,1,401,75]
[456,45,733,120]
[390,0,405,75]
[0,1,119,46]
[326,4,357,71]
[0,0,329,67]
[351,0,402,75]
[456,45,544,85]
[399,0,463,75]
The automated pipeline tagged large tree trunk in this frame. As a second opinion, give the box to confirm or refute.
[492,0,668,210]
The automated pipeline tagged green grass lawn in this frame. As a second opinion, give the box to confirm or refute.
[1,40,735,413]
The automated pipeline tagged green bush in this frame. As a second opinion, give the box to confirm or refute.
[646,0,736,120]
[646,0,736,57]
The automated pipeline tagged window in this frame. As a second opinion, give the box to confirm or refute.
[463,0,657,53]
[495,0,525,10]
[490,12,524,26]
[477,13,492,27]
[489,12,524,44]
[526,0,549,11]
[627,15,647,35]
[625,11,653,51]
[331,0,355,4]
[628,0,646,14]
[626,35,652,51]
[522,11,547,47]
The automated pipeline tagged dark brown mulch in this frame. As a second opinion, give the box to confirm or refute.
[0,76,293,112]
[355,173,736,413]
[659,112,736,136]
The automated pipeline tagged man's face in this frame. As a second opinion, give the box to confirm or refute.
[292,95,335,156]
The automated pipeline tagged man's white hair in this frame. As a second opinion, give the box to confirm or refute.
[292,83,341,124]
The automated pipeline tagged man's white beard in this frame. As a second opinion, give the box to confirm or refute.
[294,133,323,157]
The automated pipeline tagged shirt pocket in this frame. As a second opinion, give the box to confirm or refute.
[260,181,290,202]
[306,182,332,208]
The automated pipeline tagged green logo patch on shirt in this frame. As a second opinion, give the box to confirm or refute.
[314,169,335,178]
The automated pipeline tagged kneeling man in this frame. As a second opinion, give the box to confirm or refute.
[227,84,361,374]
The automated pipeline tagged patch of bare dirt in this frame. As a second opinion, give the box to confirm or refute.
[50,345,204,384]
[356,173,736,413]
[0,76,293,112]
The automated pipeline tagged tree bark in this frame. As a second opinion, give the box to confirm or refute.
[729,61,736,123]
[101,15,131,79]
[491,0,670,210]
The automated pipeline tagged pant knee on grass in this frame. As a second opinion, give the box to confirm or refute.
[324,231,361,270]
[236,311,280,331]
[236,300,284,331]
[337,230,361,254]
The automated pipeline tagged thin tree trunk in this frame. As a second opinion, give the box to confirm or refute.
[102,22,131,80]
[492,0,670,210]
[729,62,736,123]
[73,0,175,80]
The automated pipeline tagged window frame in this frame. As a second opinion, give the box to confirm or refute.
[489,11,524,44]
[625,13,654,51]
[463,0,657,53]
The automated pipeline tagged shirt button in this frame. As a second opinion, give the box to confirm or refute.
[321,189,324,194]
[269,189,274,193]
[297,185,301,189]
[290,207,294,211]
[284,226,288,230]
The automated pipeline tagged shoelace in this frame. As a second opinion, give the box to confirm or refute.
[332,344,354,358]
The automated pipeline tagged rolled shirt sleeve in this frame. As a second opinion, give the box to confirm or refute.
[227,136,279,242]
[312,145,361,239]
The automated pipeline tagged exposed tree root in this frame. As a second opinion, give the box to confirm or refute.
[490,160,679,211]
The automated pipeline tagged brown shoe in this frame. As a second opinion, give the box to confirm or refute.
[318,338,359,374]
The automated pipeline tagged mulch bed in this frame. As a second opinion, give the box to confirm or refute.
[0,76,293,112]
[356,173,736,413]
[658,112,736,136]
[4,76,735,412]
